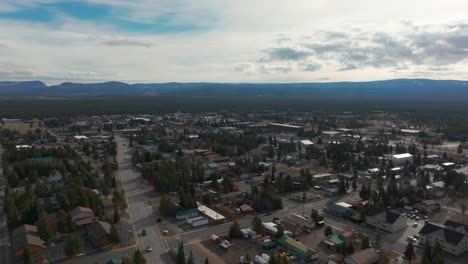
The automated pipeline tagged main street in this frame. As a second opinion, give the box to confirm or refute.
[0,145,11,264]
[116,135,171,264]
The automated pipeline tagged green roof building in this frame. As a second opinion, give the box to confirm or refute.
[277,236,318,260]
[175,208,198,220]
[106,260,122,264]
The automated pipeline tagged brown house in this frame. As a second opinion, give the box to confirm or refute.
[12,225,46,258]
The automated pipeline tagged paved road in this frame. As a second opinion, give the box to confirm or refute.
[0,145,11,264]
[116,135,171,264]
[64,246,135,264]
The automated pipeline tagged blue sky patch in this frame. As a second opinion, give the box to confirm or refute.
[0,1,204,34]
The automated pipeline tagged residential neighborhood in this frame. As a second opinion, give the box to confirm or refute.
[1,110,467,264]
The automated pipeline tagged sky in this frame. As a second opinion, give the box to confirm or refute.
[0,0,468,84]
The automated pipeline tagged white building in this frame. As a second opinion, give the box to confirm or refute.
[419,222,468,256]
[391,153,413,165]
[365,209,406,233]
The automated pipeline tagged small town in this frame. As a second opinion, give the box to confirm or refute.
[0,110,467,264]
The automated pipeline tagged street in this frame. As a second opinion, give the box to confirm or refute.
[115,135,172,264]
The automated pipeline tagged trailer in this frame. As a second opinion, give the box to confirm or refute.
[191,217,209,227]
[289,213,315,229]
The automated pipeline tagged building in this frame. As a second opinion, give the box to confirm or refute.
[267,123,303,131]
[71,206,95,228]
[365,208,406,233]
[444,219,468,234]
[299,140,314,151]
[87,220,112,246]
[418,222,468,256]
[197,204,226,224]
[12,225,46,260]
[277,236,318,260]
[391,153,413,165]
[313,173,333,181]
[175,208,199,220]
[239,204,254,215]
[324,203,353,218]
[413,200,441,214]
[323,235,344,248]
[344,248,380,264]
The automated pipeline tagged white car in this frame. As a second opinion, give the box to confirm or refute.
[413,222,418,227]
[147,246,152,252]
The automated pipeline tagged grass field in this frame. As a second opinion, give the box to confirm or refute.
[1,121,37,132]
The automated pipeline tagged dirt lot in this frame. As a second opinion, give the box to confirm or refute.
[196,238,278,264]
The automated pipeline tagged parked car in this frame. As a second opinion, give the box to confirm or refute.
[413,222,418,227]
[147,246,152,252]
[142,229,147,236]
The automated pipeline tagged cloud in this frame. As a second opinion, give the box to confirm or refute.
[2,1,468,83]
[260,47,311,62]
[233,63,253,73]
[101,39,154,48]
[338,64,358,71]
[258,65,292,74]
[240,21,468,76]
[300,63,322,72]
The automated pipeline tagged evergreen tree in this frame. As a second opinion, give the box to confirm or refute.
[361,236,370,249]
[252,216,266,235]
[122,255,133,264]
[64,235,84,256]
[338,176,346,194]
[159,194,172,216]
[432,242,444,264]
[229,220,242,238]
[422,241,432,264]
[324,226,333,237]
[113,206,120,224]
[133,249,146,264]
[110,224,121,244]
[37,211,54,245]
[23,246,33,264]
[176,241,186,264]
[187,251,194,264]
[404,242,415,264]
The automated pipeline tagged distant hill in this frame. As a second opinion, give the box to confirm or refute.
[1,79,468,101]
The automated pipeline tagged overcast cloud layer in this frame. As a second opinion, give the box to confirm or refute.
[0,0,468,84]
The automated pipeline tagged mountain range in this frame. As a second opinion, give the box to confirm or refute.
[1,79,468,101]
